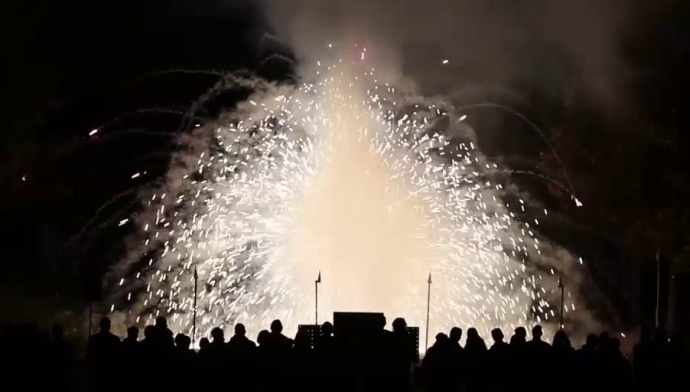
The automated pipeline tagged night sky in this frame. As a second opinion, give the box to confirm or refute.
[2,1,689,329]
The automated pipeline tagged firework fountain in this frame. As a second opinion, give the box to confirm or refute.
[107,44,590,344]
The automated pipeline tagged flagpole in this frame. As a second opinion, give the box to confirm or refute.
[655,251,661,328]
[425,273,432,351]
[193,268,198,345]
[88,300,93,336]
[559,275,565,329]
[315,271,321,325]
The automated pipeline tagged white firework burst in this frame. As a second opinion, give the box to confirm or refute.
[110,47,585,344]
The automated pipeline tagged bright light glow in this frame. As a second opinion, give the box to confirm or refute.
[110,47,577,344]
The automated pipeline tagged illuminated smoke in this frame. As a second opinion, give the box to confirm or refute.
[109,45,593,343]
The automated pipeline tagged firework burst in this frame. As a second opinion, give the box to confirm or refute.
[109,46,584,343]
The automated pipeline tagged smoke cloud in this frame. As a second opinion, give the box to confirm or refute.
[261,0,633,107]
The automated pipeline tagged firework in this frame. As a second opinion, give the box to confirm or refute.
[110,45,582,343]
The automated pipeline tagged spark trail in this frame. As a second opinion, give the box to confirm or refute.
[110,46,582,342]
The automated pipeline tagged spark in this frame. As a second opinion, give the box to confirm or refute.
[89,129,99,136]
[442,59,450,64]
[110,48,581,344]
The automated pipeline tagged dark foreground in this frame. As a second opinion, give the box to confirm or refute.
[2,316,687,392]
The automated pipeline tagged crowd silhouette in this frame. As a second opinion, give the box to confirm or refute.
[1,316,687,392]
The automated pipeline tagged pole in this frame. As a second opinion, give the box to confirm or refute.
[193,268,198,345]
[88,301,93,336]
[425,273,432,351]
[315,271,321,325]
[558,276,565,329]
[655,251,660,329]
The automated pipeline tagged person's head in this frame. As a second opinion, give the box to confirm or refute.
[200,337,210,349]
[99,317,111,332]
[515,327,526,339]
[322,321,333,336]
[467,328,479,340]
[531,325,543,340]
[449,327,462,343]
[211,327,224,342]
[491,328,504,343]
[155,316,167,329]
[127,326,139,340]
[144,325,155,339]
[553,330,571,349]
[586,333,599,348]
[175,333,190,349]
[257,330,270,345]
[435,333,448,345]
[599,331,611,344]
[270,320,283,334]
[234,323,246,337]
[378,315,387,329]
[392,318,407,333]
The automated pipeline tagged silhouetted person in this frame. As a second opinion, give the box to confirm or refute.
[527,325,551,356]
[464,328,487,392]
[316,321,338,355]
[208,326,228,375]
[257,329,270,350]
[227,324,256,390]
[121,326,140,361]
[228,323,257,357]
[198,337,211,360]
[138,324,163,391]
[315,321,343,389]
[140,325,156,355]
[526,325,551,391]
[600,337,631,391]
[552,330,575,392]
[423,333,454,392]
[210,327,226,351]
[267,319,292,351]
[172,333,195,390]
[175,333,195,361]
[293,329,315,391]
[510,327,527,345]
[154,316,175,349]
[388,318,417,392]
[199,337,210,352]
[489,328,510,392]
[256,329,273,392]
[489,328,509,354]
[87,317,120,392]
[509,325,528,379]
[448,327,465,390]
[578,333,601,391]
[361,315,394,392]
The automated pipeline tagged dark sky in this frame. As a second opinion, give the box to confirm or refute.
[1,0,689,318]
[1,1,274,298]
